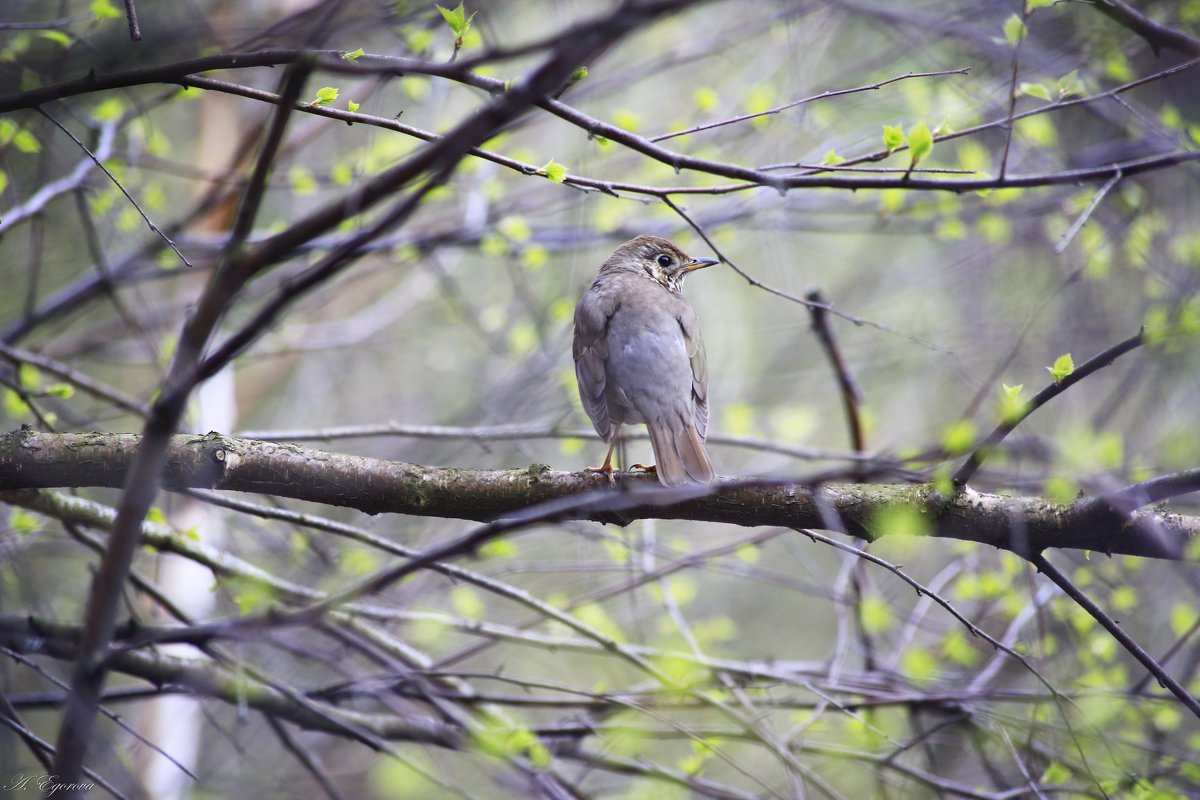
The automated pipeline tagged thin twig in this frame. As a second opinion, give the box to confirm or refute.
[806,289,866,454]
[123,0,142,40]
[1055,170,1121,254]
[0,123,116,236]
[37,111,193,268]
[1031,553,1200,720]
[997,11,1027,180]
[953,330,1145,486]
[649,68,970,142]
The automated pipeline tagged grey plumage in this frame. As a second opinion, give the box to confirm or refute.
[573,235,717,486]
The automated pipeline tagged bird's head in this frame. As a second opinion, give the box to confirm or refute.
[600,234,718,293]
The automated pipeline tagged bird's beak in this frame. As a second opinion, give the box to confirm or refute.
[682,257,719,272]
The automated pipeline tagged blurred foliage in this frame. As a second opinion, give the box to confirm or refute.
[1,0,1199,798]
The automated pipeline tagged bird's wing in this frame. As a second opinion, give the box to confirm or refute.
[678,306,709,441]
[573,283,618,440]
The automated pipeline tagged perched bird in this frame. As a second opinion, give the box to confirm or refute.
[573,234,718,486]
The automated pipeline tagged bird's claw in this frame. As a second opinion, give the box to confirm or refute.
[585,463,617,485]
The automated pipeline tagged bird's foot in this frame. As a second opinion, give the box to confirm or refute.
[585,463,617,485]
[629,463,657,475]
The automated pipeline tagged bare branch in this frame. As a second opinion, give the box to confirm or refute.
[1,431,1195,560]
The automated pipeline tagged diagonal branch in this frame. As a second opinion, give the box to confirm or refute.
[953,330,1145,486]
[1031,553,1200,720]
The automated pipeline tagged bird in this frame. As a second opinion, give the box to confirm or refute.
[573,234,718,487]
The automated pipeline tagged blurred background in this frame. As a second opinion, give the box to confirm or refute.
[1,0,1199,797]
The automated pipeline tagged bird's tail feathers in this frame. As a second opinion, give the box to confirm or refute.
[647,418,715,487]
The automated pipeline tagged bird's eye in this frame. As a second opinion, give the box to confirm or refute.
[656,254,672,268]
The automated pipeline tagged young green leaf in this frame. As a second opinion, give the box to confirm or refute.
[436,2,476,38]
[907,121,933,167]
[1047,353,1074,383]
[1018,81,1051,101]
[1025,0,1053,10]
[1057,70,1085,98]
[12,129,40,154]
[540,161,567,183]
[91,0,122,19]
[311,86,339,105]
[347,99,360,113]
[820,150,846,166]
[998,383,1026,423]
[1041,762,1072,785]
[882,123,904,154]
[9,508,41,535]
[39,30,73,47]
[860,595,894,634]
[941,418,976,455]
[1003,14,1026,46]
[340,47,364,61]
[436,2,465,34]
[568,66,589,85]
[17,363,40,390]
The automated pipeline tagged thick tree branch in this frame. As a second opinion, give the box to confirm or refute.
[0,430,1194,560]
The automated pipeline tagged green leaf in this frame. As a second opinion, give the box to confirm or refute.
[497,215,531,242]
[1018,81,1051,101]
[1026,0,1053,10]
[437,2,466,34]
[882,123,904,154]
[479,539,517,558]
[17,363,40,390]
[942,629,979,666]
[1057,69,1085,98]
[91,0,122,19]
[1047,353,1074,383]
[340,47,364,61]
[312,86,339,105]
[1111,585,1137,612]
[3,389,29,418]
[613,109,640,133]
[450,585,485,621]
[540,160,566,183]
[1003,14,1026,46]
[347,99,360,113]
[569,66,589,84]
[12,129,40,154]
[341,548,377,574]
[1042,762,1071,784]
[46,383,75,399]
[0,169,8,197]
[999,383,1026,423]
[906,121,933,167]
[860,595,894,634]
[436,2,476,38]
[941,418,976,455]
[39,30,73,47]
[820,149,846,166]
[900,646,939,685]
[10,509,41,535]
[288,165,318,196]
[1170,603,1198,637]
[146,507,167,525]
[694,86,718,112]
